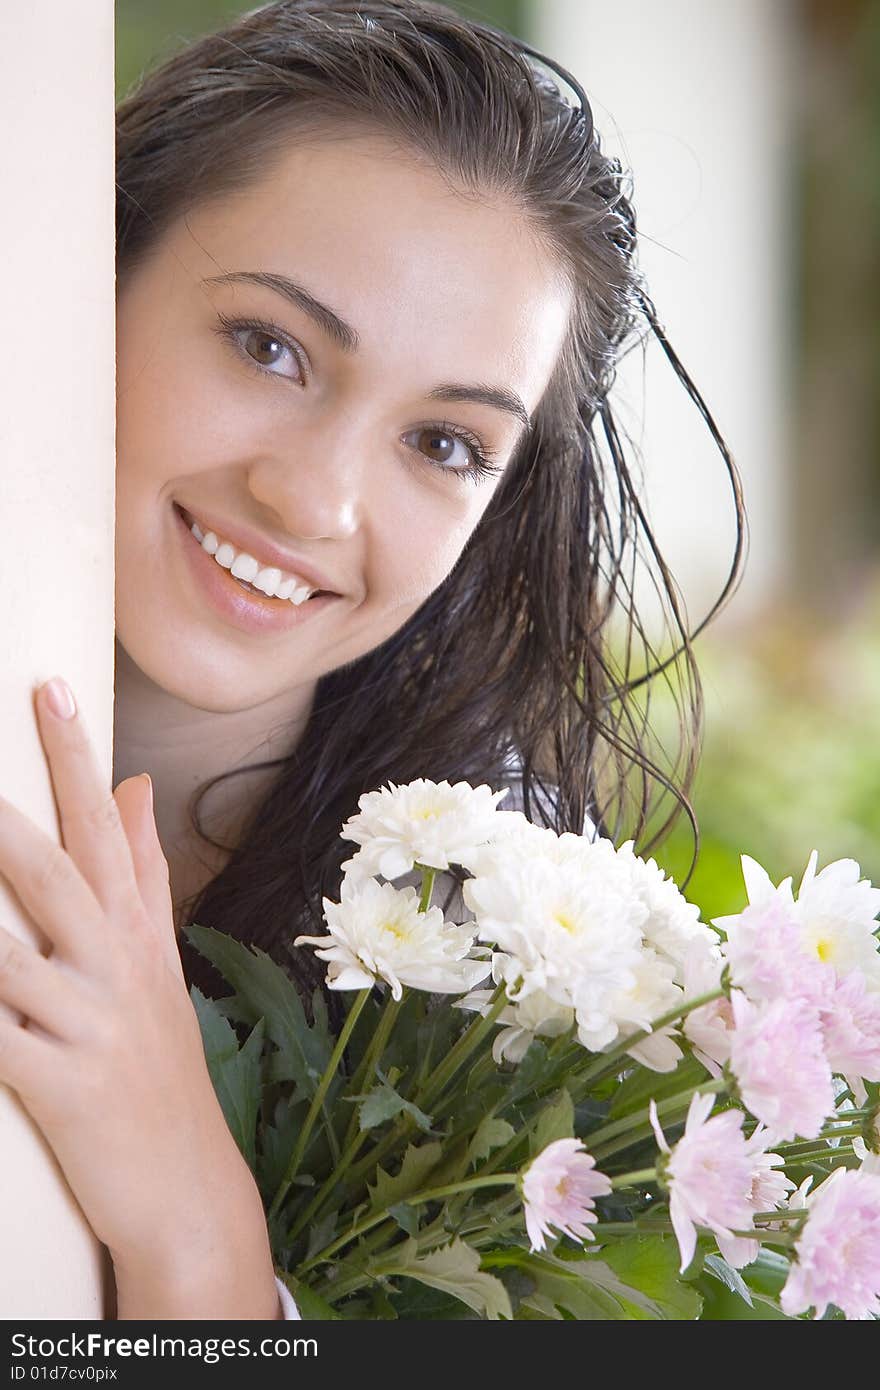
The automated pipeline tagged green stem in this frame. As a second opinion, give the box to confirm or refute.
[415,983,509,1111]
[417,864,437,912]
[285,1001,410,1246]
[268,988,371,1221]
[592,1219,675,1236]
[342,996,404,1144]
[297,1171,519,1275]
[610,1167,657,1190]
[729,1230,798,1247]
[586,1076,728,1153]
[778,1143,857,1166]
[344,985,510,1190]
[750,1209,807,1224]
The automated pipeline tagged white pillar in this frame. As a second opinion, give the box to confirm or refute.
[532,0,794,630]
[0,2,116,1316]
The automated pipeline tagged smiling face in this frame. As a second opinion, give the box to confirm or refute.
[115,129,572,715]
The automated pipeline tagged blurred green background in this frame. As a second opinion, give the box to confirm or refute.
[116,0,880,926]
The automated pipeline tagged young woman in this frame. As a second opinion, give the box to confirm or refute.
[0,0,743,1318]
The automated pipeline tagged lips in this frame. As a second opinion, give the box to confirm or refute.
[171,500,341,636]
[173,502,340,596]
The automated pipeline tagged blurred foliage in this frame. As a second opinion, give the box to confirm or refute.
[649,577,880,924]
[116,0,526,100]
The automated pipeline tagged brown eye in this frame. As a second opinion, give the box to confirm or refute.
[214,313,307,384]
[242,328,301,379]
[417,428,458,464]
[401,422,501,484]
[249,331,283,364]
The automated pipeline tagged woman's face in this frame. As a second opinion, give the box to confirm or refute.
[115,131,572,714]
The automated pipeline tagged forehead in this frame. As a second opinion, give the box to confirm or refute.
[167,130,573,410]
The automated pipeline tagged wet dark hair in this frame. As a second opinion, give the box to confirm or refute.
[115,0,745,1003]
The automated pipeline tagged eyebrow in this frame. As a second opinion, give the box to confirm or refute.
[203,269,532,432]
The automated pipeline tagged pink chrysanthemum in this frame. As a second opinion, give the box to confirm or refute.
[820,970,880,1083]
[781,1167,880,1320]
[650,1093,766,1273]
[729,1143,797,1267]
[520,1138,611,1253]
[716,895,830,1007]
[728,991,835,1142]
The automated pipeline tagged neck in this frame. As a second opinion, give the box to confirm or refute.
[112,639,316,923]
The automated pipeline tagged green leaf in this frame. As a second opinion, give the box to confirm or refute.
[186,923,332,1096]
[305,1210,338,1261]
[697,1274,790,1320]
[504,1252,627,1320]
[607,1054,709,1122]
[278,1275,340,1320]
[505,1239,702,1320]
[374,1238,512,1320]
[596,1236,703,1319]
[347,1078,434,1134]
[257,1092,308,1200]
[467,1116,515,1167]
[741,1246,791,1299]
[367,1141,444,1211]
[502,1040,551,1104]
[388,1202,420,1236]
[191,987,263,1170]
[703,1254,753,1306]
[530,1089,575,1156]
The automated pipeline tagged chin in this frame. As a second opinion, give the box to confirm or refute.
[115,613,277,712]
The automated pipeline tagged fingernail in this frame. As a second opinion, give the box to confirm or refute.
[140,773,154,811]
[44,677,77,721]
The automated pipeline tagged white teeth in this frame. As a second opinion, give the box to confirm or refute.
[186,513,319,603]
[254,566,282,598]
[230,553,259,583]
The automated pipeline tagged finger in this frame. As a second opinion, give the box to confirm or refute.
[34,678,141,917]
[0,923,85,1040]
[113,775,182,977]
[0,1014,57,1104]
[0,796,105,969]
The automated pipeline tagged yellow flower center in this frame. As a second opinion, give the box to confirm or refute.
[815,938,834,963]
[380,918,410,941]
[554,912,578,935]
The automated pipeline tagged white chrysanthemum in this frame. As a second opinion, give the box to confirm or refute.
[456,809,548,877]
[294,878,490,1000]
[466,817,619,879]
[457,984,574,1064]
[600,948,684,1072]
[615,841,719,981]
[463,839,647,1052]
[338,778,509,883]
[720,852,880,990]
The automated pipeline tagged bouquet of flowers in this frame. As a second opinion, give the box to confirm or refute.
[186,779,880,1320]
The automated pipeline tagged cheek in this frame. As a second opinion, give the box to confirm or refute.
[366,483,490,611]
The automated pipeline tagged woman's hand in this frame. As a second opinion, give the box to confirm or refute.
[0,677,280,1317]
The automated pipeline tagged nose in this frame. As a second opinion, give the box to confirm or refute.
[245,415,365,542]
